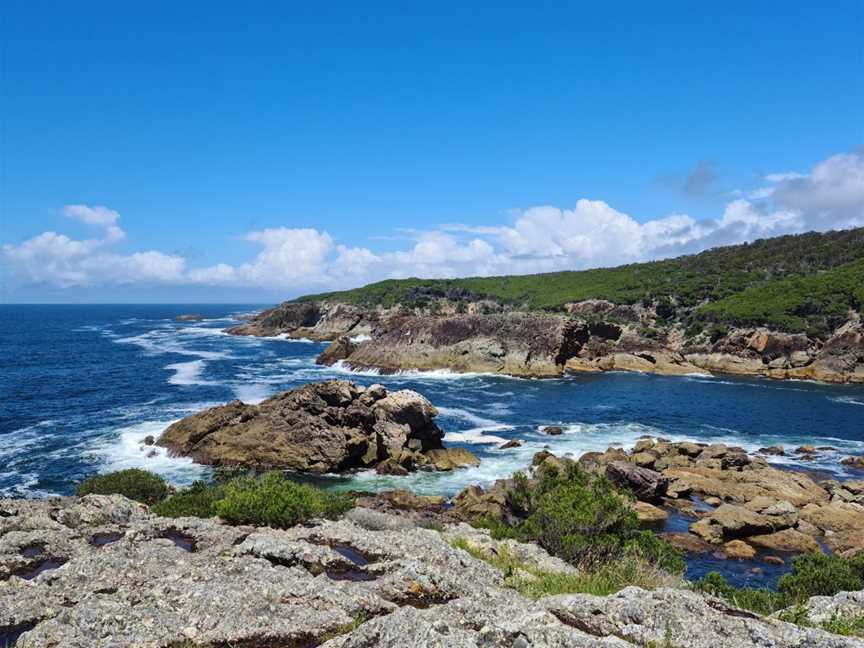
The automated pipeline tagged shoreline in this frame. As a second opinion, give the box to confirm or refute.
[226,298,864,386]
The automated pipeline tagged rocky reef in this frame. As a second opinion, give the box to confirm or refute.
[228,298,864,383]
[451,440,864,562]
[2,494,862,647]
[157,380,479,474]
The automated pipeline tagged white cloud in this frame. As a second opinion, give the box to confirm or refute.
[3,150,863,294]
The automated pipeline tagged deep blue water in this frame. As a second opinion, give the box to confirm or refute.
[2,304,864,587]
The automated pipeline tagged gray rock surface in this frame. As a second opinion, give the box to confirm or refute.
[2,494,862,647]
[543,586,864,647]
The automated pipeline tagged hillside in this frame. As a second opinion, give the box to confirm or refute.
[300,228,864,337]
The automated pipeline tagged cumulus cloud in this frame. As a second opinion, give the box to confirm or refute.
[3,149,863,294]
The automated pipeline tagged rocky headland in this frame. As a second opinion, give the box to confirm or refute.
[228,298,864,383]
[157,380,480,475]
[3,493,863,647]
[225,228,864,383]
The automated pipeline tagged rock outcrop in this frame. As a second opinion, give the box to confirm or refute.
[328,313,605,377]
[543,587,860,648]
[157,380,478,473]
[228,296,864,383]
[453,440,864,565]
[2,495,861,647]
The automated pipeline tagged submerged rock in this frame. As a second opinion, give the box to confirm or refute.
[157,380,478,474]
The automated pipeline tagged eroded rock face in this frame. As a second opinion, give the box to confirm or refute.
[326,313,588,377]
[227,301,374,341]
[230,295,864,383]
[157,380,477,474]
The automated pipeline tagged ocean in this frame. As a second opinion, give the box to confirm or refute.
[3,303,864,586]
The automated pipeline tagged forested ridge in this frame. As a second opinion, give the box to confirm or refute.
[299,228,864,336]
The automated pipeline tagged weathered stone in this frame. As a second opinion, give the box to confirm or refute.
[423,447,480,471]
[543,425,564,436]
[630,451,659,468]
[605,461,668,502]
[499,439,523,450]
[759,445,786,456]
[633,501,668,523]
[542,587,861,648]
[157,381,463,474]
[749,528,822,553]
[722,539,756,560]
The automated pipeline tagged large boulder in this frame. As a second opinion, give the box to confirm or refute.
[605,461,668,503]
[157,381,468,474]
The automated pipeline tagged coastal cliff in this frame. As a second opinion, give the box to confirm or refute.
[228,228,864,382]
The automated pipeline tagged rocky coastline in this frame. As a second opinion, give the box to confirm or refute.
[451,439,864,563]
[227,299,864,383]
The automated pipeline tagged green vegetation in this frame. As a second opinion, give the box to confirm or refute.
[819,612,864,638]
[76,468,169,505]
[695,553,864,616]
[77,469,353,528]
[319,612,373,642]
[449,538,678,599]
[214,472,353,529]
[298,228,864,337]
[699,257,864,335]
[472,462,685,574]
[151,480,225,518]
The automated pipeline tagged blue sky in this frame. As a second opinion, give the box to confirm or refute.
[2,1,863,303]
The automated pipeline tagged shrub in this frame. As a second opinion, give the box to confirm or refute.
[214,472,353,528]
[474,463,684,573]
[76,468,169,505]
[696,554,864,617]
[694,572,786,616]
[152,480,224,518]
[778,553,864,601]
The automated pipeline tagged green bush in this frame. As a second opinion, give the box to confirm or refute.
[778,553,864,601]
[475,463,684,572]
[76,468,169,505]
[214,472,353,528]
[694,572,787,616]
[151,480,225,518]
[696,554,864,617]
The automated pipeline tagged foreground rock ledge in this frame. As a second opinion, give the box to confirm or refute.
[2,495,862,647]
[157,380,479,474]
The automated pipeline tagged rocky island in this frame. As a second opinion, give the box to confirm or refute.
[158,380,479,474]
[228,228,864,383]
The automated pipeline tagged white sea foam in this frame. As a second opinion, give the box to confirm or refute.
[177,326,230,337]
[89,419,208,485]
[272,334,316,343]
[831,396,864,406]
[350,334,371,343]
[115,329,233,360]
[326,360,525,381]
[165,359,209,386]
[233,383,272,404]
